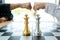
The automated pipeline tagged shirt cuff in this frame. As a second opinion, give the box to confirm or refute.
[45,3,56,16]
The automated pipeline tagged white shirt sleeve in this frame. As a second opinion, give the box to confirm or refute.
[45,3,60,20]
[45,3,56,16]
[54,5,60,20]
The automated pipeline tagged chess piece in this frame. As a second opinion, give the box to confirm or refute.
[35,14,41,36]
[23,14,30,36]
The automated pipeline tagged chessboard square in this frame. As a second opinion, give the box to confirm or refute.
[45,36,57,40]
[20,36,32,40]
[56,24,60,28]
[56,27,60,29]
[42,32,54,36]
[0,36,10,40]
[58,29,60,32]
[52,32,60,36]
[2,32,12,36]
[56,36,60,40]
[8,36,20,40]
[2,26,7,30]
[11,32,22,36]
[6,30,13,32]
[0,29,7,32]
[32,36,45,40]
[51,29,59,32]
[0,32,4,36]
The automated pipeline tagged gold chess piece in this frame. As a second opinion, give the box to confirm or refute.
[23,14,30,36]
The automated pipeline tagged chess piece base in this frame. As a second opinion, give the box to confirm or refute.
[23,33,30,36]
[34,31,41,36]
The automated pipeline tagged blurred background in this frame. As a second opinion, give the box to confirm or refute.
[0,0,58,22]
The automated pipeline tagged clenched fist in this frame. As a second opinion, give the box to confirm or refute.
[33,2,46,11]
[20,3,32,10]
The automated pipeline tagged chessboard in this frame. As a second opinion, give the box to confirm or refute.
[0,21,60,40]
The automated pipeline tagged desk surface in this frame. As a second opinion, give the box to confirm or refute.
[0,21,10,28]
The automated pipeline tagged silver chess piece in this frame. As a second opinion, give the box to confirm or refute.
[35,14,41,36]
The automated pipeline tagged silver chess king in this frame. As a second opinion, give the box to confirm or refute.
[35,14,41,36]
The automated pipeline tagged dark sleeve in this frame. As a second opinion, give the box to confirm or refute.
[0,4,10,13]
[0,4,13,20]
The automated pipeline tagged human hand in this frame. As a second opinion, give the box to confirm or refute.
[21,3,32,10]
[33,2,46,11]
[0,17,8,23]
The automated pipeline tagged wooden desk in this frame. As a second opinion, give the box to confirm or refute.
[0,21,10,28]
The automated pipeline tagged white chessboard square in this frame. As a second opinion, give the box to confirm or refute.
[52,32,60,36]
[0,32,4,36]
[0,36,10,40]
[58,29,60,31]
[20,36,32,40]
[45,36,57,40]
[11,32,22,36]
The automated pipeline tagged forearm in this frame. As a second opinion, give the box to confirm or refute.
[10,3,31,10]
[10,4,20,10]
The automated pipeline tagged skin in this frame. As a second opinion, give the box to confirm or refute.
[0,3,32,22]
[33,2,60,25]
[33,2,46,11]
[0,2,46,22]
[10,3,32,10]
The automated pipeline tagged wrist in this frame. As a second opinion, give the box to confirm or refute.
[18,4,22,7]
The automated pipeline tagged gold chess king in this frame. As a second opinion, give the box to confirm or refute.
[23,14,30,36]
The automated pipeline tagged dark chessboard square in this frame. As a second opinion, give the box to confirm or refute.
[42,32,54,36]
[56,24,60,26]
[8,36,20,40]
[2,32,12,36]
[51,29,59,32]
[56,36,60,40]
[0,29,7,32]
[56,27,60,29]
[32,36,45,40]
